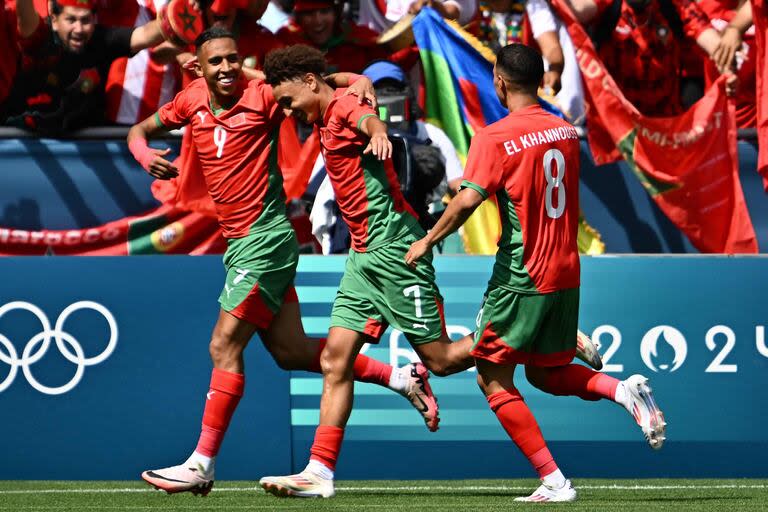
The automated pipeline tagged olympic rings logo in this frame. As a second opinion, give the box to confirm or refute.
[0,301,118,395]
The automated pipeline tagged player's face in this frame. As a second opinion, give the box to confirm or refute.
[52,6,96,53]
[273,76,321,124]
[197,37,242,98]
[296,7,337,46]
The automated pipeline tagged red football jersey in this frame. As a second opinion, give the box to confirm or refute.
[461,105,580,294]
[319,89,420,252]
[156,77,288,238]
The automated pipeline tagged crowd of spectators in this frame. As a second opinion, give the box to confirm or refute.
[1,0,757,134]
[0,0,759,253]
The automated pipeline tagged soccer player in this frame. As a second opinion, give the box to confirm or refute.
[126,27,437,496]
[404,44,667,502]
[256,45,602,499]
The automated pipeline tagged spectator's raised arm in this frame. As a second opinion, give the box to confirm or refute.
[15,0,42,38]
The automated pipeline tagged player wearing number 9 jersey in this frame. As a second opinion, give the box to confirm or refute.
[406,43,666,503]
[125,27,440,498]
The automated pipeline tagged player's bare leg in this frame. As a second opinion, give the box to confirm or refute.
[476,358,577,503]
[525,365,666,449]
[413,330,599,377]
[142,309,255,495]
[260,299,439,428]
[260,327,366,498]
[413,333,475,377]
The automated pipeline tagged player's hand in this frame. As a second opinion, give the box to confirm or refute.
[713,26,742,73]
[405,238,431,269]
[180,53,197,70]
[542,70,562,94]
[345,76,378,109]
[363,133,392,160]
[146,148,179,180]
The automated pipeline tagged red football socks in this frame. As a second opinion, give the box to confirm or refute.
[309,425,345,470]
[538,364,619,402]
[195,368,245,457]
[309,339,393,386]
[487,389,558,478]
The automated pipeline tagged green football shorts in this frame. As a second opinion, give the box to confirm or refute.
[330,236,446,345]
[218,225,299,330]
[470,286,579,367]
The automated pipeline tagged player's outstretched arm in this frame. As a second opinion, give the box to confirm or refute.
[405,187,484,268]
[127,115,179,180]
[360,116,392,161]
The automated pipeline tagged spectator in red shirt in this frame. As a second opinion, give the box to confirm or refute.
[567,0,724,116]
[2,0,168,133]
[277,0,387,73]
[701,0,756,127]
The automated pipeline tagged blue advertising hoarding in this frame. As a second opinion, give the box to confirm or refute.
[0,255,766,479]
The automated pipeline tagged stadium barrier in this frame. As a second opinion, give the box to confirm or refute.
[0,255,766,479]
[0,129,765,253]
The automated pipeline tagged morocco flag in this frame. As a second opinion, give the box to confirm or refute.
[551,0,758,253]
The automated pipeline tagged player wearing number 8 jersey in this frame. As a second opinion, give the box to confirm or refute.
[406,43,667,503]
[126,28,440,497]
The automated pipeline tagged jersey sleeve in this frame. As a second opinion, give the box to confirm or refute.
[339,94,378,132]
[460,134,503,199]
[156,87,192,129]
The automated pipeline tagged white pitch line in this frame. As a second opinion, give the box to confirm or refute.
[0,484,766,495]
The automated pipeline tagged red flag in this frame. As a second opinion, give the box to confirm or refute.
[0,204,224,256]
[751,0,768,191]
[278,116,321,200]
[552,0,758,253]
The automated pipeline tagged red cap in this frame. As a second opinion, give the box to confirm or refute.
[56,0,96,9]
[293,0,334,13]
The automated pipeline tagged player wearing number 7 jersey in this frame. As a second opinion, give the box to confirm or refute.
[125,27,440,497]
[257,45,603,500]
[405,43,667,503]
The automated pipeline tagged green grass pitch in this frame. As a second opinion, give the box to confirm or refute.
[1,480,766,511]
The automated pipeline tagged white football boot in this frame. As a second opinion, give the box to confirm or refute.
[260,469,335,498]
[514,479,577,502]
[622,374,667,450]
[141,462,214,496]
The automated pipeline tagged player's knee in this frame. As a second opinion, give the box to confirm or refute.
[209,332,241,367]
[319,348,350,381]
[476,372,492,394]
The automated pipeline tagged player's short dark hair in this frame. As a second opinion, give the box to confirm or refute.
[263,45,327,86]
[194,27,237,52]
[495,43,544,95]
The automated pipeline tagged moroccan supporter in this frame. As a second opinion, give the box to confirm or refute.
[565,0,726,116]
[2,0,167,134]
[277,0,387,73]
[99,0,182,126]
[171,0,282,82]
[358,0,477,33]
[700,0,757,128]
[1,0,49,105]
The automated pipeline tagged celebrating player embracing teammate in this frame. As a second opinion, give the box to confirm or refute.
[256,44,606,500]
[405,44,667,502]
[126,28,439,496]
